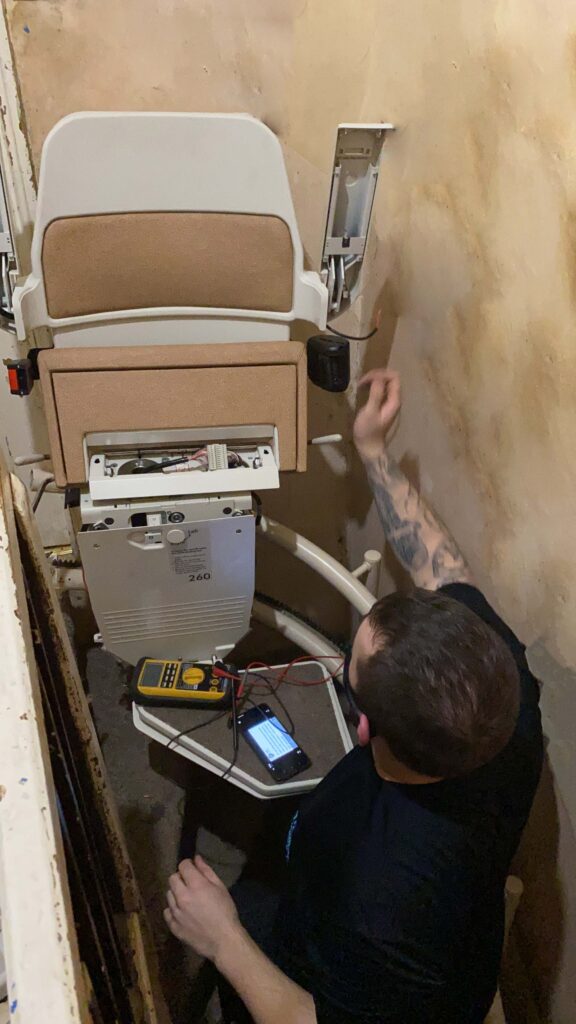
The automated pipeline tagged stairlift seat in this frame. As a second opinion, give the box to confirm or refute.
[39,341,308,487]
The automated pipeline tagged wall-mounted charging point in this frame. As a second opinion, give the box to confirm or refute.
[322,123,394,317]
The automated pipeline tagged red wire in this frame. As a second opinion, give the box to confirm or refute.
[246,656,344,687]
[213,657,344,692]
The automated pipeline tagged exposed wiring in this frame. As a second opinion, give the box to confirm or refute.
[326,323,378,341]
[132,453,197,474]
[165,655,345,776]
[131,447,247,475]
[245,655,344,687]
[32,477,52,512]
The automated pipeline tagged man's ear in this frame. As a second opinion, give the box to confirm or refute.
[357,713,371,747]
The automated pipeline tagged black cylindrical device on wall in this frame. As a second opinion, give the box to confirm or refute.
[306,335,350,393]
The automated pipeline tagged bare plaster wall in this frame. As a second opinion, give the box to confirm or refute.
[5,1,576,1019]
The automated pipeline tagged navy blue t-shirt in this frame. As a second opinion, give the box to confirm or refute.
[274,585,543,1024]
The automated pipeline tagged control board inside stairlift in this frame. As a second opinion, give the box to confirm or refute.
[84,425,280,502]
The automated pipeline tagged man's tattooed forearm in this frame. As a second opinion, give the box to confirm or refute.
[370,477,407,534]
[369,457,430,572]
[388,523,429,571]
[366,452,470,585]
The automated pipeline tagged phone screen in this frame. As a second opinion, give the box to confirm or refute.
[246,717,299,762]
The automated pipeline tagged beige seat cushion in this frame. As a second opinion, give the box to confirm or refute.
[42,212,294,319]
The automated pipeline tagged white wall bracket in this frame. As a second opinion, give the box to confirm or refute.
[322,123,394,316]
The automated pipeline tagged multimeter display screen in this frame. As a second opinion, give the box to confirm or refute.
[142,662,164,686]
[247,718,298,762]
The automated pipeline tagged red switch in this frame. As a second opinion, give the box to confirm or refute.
[5,358,33,396]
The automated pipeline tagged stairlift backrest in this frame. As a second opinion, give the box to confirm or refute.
[41,211,294,320]
[14,112,327,345]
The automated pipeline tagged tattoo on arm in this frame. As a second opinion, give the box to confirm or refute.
[431,537,470,585]
[370,473,429,571]
[366,454,472,589]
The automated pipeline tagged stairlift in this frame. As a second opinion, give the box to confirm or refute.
[10,112,392,794]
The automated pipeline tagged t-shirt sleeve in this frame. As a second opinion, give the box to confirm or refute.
[439,582,541,710]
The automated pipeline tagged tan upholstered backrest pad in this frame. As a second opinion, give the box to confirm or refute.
[39,342,307,486]
[42,212,294,319]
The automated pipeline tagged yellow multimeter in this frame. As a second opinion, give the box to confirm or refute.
[130,658,235,709]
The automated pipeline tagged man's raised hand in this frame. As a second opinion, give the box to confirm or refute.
[353,369,401,461]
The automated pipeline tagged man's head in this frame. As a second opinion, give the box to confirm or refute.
[348,589,520,783]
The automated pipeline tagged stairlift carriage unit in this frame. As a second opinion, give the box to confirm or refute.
[12,113,390,675]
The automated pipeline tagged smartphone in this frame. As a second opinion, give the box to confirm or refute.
[237,703,311,782]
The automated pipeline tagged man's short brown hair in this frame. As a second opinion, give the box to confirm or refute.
[355,589,520,778]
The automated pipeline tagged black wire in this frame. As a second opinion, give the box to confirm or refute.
[221,680,239,780]
[326,323,378,341]
[252,491,263,526]
[220,744,239,781]
[167,709,229,749]
[132,455,191,474]
[32,476,51,512]
[165,667,297,774]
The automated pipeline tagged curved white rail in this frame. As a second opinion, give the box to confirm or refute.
[258,515,376,616]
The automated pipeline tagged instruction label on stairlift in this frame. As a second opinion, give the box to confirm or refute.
[170,527,212,580]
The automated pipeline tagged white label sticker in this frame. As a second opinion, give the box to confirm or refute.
[170,527,212,580]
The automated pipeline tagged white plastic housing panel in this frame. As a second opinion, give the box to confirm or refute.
[13,112,328,343]
[78,511,255,665]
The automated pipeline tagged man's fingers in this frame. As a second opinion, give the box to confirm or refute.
[163,906,184,939]
[364,378,387,412]
[169,870,189,902]
[382,373,401,415]
[194,854,225,888]
[178,858,201,886]
[166,889,179,915]
[358,368,400,390]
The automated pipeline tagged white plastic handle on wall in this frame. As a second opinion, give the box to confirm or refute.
[308,434,343,445]
[13,453,49,466]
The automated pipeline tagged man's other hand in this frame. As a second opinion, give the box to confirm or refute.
[353,369,401,461]
[164,855,241,960]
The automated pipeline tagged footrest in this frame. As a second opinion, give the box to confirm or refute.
[132,660,354,798]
